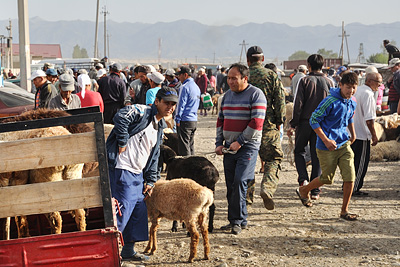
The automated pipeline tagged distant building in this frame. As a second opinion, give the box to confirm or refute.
[0,43,62,68]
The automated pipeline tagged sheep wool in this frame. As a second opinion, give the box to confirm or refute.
[145,178,213,263]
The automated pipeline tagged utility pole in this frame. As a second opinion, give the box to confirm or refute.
[338,21,351,64]
[107,32,110,59]
[356,43,366,63]
[17,0,31,92]
[239,40,248,63]
[94,0,99,58]
[101,6,109,58]
[6,19,13,69]
[158,38,162,65]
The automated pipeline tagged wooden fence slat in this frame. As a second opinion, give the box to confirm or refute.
[0,132,97,173]
[0,177,103,218]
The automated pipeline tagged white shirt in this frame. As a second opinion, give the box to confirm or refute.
[353,84,376,140]
[116,116,159,174]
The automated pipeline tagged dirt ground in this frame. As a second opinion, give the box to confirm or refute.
[129,114,400,267]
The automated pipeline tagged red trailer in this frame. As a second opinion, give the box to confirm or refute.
[0,107,121,266]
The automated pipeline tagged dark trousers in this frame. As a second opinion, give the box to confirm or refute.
[223,146,258,226]
[104,102,122,124]
[177,121,197,156]
[351,139,370,192]
[294,122,321,194]
[389,101,398,114]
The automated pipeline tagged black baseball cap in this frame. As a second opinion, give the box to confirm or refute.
[247,46,264,57]
[156,87,179,103]
[175,66,192,76]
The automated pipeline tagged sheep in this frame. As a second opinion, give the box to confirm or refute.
[0,109,94,238]
[0,126,86,238]
[144,178,213,263]
[375,114,400,141]
[160,146,220,233]
[211,94,220,115]
[370,140,400,161]
[163,132,179,155]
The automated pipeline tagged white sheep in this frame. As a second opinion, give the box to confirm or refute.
[370,140,400,162]
[144,178,213,263]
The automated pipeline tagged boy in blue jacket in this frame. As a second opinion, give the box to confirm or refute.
[296,72,359,221]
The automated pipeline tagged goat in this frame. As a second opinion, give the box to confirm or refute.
[144,178,213,263]
[159,145,220,232]
[163,132,179,155]
[211,94,220,115]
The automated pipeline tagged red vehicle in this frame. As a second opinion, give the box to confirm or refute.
[0,81,34,117]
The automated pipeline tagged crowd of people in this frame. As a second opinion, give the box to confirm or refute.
[19,39,400,261]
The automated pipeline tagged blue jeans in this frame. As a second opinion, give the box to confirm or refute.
[223,146,258,226]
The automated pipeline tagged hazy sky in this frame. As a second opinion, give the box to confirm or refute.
[0,0,399,28]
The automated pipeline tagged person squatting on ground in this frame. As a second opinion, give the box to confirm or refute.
[246,46,286,211]
[215,63,267,235]
[175,66,201,156]
[288,54,333,200]
[106,87,179,261]
[296,71,359,221]
[351,72,382,196]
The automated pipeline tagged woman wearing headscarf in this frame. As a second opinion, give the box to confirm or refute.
[76,74,104,112]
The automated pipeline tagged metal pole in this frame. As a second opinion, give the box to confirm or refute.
[17,0,31,92]
[94,0,99,58]
[8,19,13,69]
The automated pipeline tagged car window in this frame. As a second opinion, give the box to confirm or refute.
[0,91,34,107]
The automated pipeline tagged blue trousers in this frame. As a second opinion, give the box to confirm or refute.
[223,146,258,226]
[109,168,149,243]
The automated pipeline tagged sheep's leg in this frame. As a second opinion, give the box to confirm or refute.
[198,212,210,260]
[145,218,161,255]
[186,220,199,263]
[1,217,10,240]
[171,220,178,232]
[71,209,86,231]
[15,216,30,238]
[45,212,62,234]
[208,202,215,233]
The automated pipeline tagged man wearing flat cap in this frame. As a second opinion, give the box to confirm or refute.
[49,74,81,110]
[106,87,178,262]
[29,70,58,109]
[246,45,286,211]
[98,62,127,124]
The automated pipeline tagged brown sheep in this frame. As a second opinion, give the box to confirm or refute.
[0,109,95,239]
[144,178,213,263]
[370,140,400,161]
[0,126,86,237]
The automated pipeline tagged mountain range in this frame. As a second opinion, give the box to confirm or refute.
[1,17,399,65]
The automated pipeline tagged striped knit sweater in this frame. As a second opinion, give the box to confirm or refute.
[215,85,267,149]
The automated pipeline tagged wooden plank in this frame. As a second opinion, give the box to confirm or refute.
[0,132,97,173]
[0,177,103,218]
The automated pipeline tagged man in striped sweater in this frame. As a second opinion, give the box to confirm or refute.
[215,63,267,235]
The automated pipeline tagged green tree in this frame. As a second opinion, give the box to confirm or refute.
[72,44,82,58]
[316,48,338,59]
[367,53,388,63]
[288,50,310,60]
[72,45,89,58]
[80,48,89,58]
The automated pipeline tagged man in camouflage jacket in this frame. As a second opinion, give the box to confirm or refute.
[246,46,285,210]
